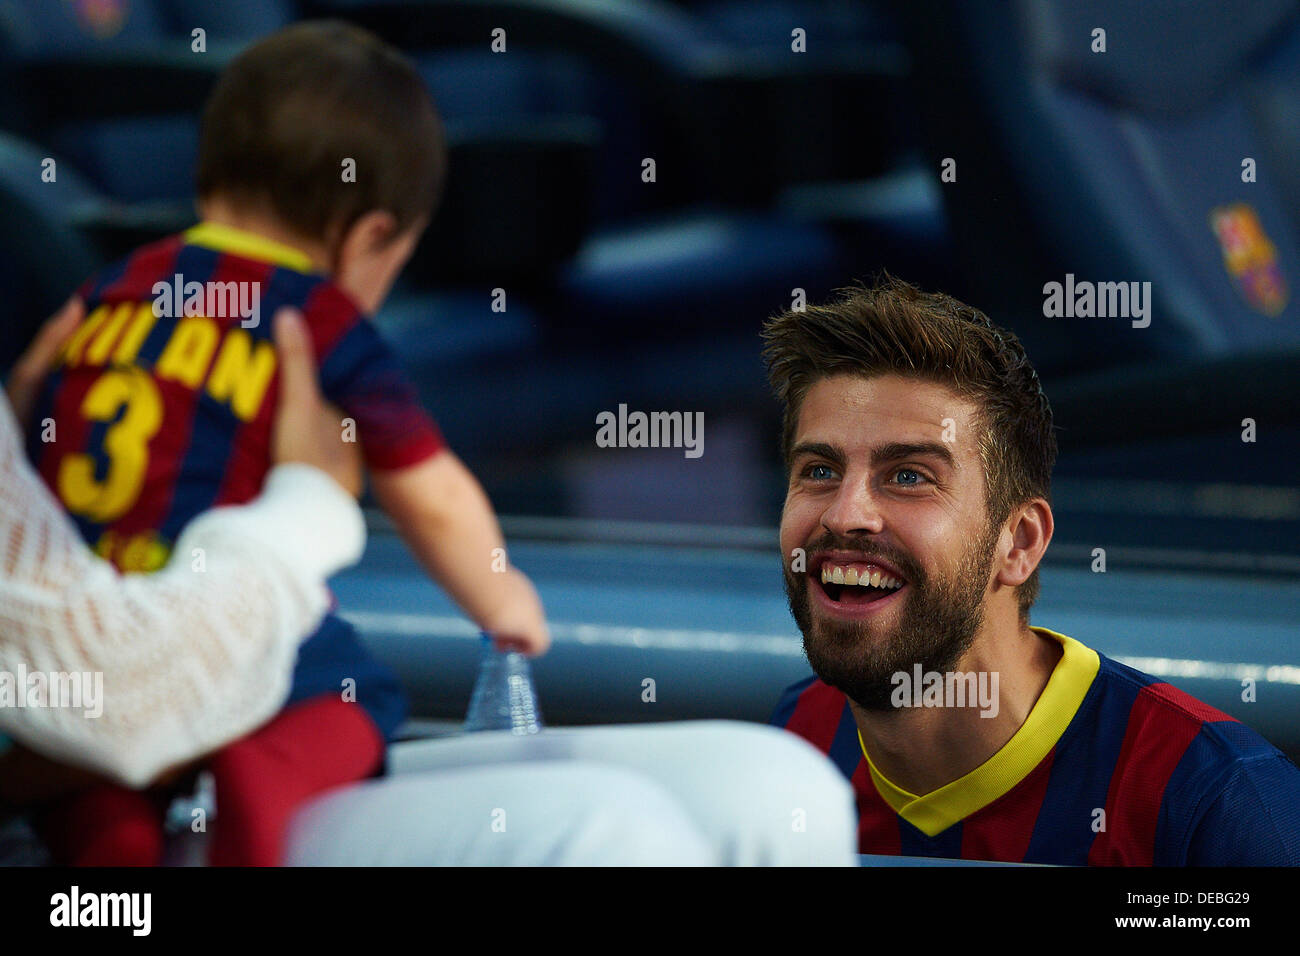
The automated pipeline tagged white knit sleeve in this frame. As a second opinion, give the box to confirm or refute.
[0,394,365,788]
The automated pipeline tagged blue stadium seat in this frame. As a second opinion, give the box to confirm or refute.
[0,0,166,50]
[894,0,1300,452]
[897,0,1300,374]
[0,133,101,371]
[303,0,854,329]
[0,0,224,204]
[154,0,300,40]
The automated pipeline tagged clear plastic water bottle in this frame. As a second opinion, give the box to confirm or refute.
[463,633,544,734]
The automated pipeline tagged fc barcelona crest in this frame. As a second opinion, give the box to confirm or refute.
[1209,203,1288,316]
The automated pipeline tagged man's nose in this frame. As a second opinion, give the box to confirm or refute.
[819,473,885,537]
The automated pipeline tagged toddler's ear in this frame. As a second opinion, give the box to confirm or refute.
[339,210,399,259]
[333,211,420,313]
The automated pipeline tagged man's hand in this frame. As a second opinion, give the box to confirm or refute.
[5,297,84,424]
[270,307,363,497]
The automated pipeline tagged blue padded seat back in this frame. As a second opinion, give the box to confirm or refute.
[0,0,201,203]
[154,0,296,39]
[898,0,1300,369]
[0,0,165,53]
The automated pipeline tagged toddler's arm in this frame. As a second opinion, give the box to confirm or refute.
[370,452,550,655]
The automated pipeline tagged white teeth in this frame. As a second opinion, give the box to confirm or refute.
[819,564,905,589]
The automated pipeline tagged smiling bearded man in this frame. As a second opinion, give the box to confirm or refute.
[765,277,1300,866]
[783,480,999,713]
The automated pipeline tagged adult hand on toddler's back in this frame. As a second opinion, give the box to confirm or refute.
[6,302,364,500]
[271,307,363,498]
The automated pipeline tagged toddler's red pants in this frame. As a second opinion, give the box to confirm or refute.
[35,694,383,866]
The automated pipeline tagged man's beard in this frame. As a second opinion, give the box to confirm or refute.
[783,522,1000,712]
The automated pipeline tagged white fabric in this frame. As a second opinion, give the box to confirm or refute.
[284,721,858,866]
[285,761,715,866]
[0,393,365,788]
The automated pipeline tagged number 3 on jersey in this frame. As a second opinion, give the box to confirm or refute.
[58,368,163,523]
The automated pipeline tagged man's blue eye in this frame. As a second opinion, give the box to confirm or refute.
[808,464,835,481]
[895,469,923,485]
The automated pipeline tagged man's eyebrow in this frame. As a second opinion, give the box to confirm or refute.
[871,441,956,469]
[789,441,846,466]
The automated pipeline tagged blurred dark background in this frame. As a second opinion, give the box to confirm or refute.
[1,0,1299,571]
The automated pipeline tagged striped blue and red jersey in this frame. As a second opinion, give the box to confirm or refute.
[26,221,443,741]
[771,627,1300,865]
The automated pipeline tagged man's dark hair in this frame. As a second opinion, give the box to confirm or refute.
[196,20,446,243]
[762,275,1057,620]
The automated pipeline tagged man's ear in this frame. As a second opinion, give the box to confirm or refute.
[996,498,1053,588]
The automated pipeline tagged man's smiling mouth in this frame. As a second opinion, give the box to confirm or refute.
[813,557,909,607]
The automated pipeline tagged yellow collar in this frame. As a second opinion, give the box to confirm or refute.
[183,221,318,274]
[860,627,1099,837]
